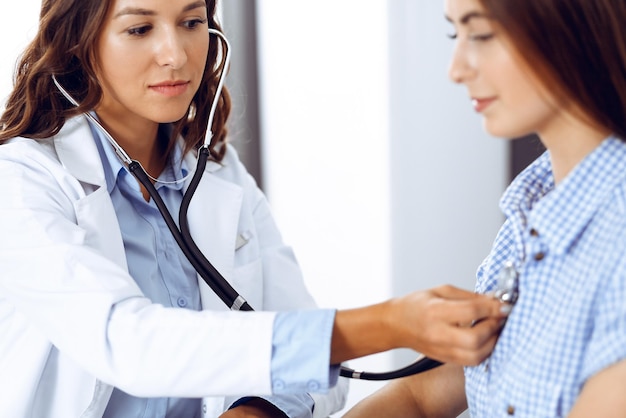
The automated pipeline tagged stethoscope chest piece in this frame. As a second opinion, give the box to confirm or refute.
[493,260,519,305]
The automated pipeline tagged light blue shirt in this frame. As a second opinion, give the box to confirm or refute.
[466,136,626,417]
[89,122,335,418]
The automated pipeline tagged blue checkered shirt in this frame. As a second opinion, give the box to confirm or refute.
[465,136,626,417]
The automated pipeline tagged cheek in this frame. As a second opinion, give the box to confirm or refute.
[508,78,554,123]
[97,38,129,85]
[97,43,148,94]
[498,62,546,111]
[191,40,210,70]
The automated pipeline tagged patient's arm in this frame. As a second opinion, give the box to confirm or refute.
[568,358,626,417]
[343,363,467,418]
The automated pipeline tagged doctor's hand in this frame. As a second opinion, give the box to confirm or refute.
[331,285,509,366]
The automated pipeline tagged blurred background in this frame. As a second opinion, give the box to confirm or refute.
[0,1,543,415]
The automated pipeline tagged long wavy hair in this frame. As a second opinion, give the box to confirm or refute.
[479,0,626,140]
[0,0,231,161]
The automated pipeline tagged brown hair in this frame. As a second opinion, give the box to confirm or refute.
[0,0,231,160]
[478,0,626,140]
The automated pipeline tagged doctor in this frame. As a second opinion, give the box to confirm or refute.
[0,0,508,417]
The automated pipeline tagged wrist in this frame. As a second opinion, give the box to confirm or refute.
[381,297,405,348]
[331,300,398,364]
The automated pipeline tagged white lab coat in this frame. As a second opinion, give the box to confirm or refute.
[0,116,347,417]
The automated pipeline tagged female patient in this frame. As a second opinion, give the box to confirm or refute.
[0,0,507,417]
[346,0,626,416]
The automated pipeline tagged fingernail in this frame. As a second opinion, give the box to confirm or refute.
[500,304,512,315]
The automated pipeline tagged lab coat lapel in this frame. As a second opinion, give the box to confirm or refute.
[53,116,107,187]
[183,151,243,309]
[53,116,127,269]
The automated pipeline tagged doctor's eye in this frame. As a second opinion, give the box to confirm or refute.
[127,25,152,37]
[182,18,208,30]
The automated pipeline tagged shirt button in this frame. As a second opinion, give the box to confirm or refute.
[307,380,320,391]
[534,252,545,261]
[273,379,285,391]
[177,297,188,307]
[530,228,539,237]
[202,403,207,414]
[507,404,515,415]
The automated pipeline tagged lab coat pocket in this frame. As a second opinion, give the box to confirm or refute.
[231,258,263,308]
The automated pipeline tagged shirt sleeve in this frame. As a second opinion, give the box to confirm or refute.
[270,309,339,394]
[228,310,339,418]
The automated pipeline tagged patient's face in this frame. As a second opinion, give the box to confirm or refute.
[444,0,559,140]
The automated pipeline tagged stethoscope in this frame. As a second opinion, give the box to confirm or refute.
[52,28,519,381]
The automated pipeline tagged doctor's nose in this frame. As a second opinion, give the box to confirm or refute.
[155,31,188,69]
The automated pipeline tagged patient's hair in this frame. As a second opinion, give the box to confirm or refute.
[479,0,626,139]
[0,0,231,160]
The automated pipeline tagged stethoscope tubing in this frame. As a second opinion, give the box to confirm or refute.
[128,153,253,312]
[341,357,442,380]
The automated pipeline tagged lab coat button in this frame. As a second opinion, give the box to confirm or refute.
[307,380,320,391]
[506,404,515,415]
[273,379,285,391]
[177,297,188,307]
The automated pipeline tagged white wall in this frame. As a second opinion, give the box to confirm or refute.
[255,1,394,411]
[0,0,40,110]
[256,0,507,415]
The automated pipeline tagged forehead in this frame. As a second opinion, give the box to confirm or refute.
[106,0,207,15]
[444,0,488,22]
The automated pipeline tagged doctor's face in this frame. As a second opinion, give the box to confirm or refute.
[95,0,209,128]
[445,0,559,139]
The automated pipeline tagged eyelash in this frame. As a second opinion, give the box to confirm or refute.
[470,33,494,41]
[126,18,208,37]
[446,33,494,42]
[127,25,151,36]
[183,18,208,30]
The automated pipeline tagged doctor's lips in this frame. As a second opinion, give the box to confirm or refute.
[149,80,190,97]
[471,97,496,113]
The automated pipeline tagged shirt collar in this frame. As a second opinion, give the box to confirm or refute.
[88,118,189,194]
[502,136,626,255]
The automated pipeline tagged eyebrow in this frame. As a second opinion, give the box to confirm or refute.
[114,1,207,18]
[444,10,490,25]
